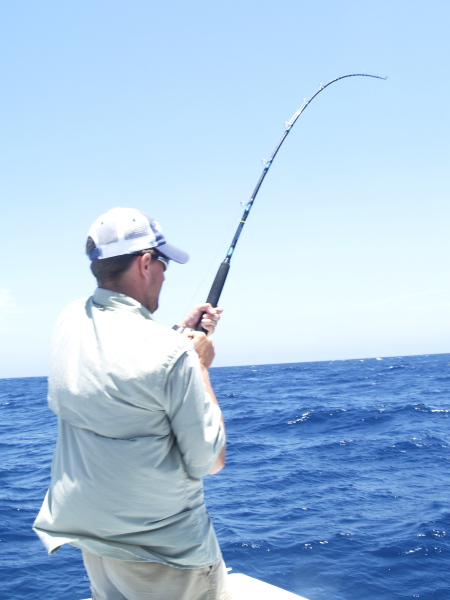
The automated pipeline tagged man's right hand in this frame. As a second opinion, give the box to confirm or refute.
[184,330,215,370]
[181,329,225,475]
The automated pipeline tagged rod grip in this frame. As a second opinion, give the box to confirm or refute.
[195,260,230,332]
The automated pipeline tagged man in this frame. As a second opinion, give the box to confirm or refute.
[33,207,230,600]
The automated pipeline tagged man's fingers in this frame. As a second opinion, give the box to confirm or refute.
[190,331,215,369]
[176,305,223,332]
[200,315,220,335]
[197,304,223,318]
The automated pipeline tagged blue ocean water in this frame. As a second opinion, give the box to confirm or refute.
[1,354,449,600]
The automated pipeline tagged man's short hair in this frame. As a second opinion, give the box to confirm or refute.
[86,236,138,284]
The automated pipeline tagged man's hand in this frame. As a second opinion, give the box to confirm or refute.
[187,331,215,370]
[176,303,223,336]
[176,305,225,474]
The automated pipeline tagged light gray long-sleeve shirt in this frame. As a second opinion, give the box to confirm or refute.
[33,288,225,568]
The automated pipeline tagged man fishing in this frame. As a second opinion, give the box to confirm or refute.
[33,207,231,600]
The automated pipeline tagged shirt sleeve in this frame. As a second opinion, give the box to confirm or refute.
[164,349,225,479]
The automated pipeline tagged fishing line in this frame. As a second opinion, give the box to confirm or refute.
[389,79,450,128]
[196,73,387,331]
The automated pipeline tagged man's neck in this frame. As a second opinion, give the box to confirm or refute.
[98,278,145,307]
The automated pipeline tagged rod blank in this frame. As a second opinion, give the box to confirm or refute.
[196,73,386,331]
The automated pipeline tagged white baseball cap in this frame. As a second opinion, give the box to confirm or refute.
[87,207,189,264]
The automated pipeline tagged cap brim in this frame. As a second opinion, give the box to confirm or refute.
[156,241,189,264]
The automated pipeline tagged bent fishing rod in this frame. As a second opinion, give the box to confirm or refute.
[196,73,386,331]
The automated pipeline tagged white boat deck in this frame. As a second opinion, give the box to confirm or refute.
[228,573,308,599]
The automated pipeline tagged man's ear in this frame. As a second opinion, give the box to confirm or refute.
[137,252,152,278]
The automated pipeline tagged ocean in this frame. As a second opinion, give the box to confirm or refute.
[1,353,449,600]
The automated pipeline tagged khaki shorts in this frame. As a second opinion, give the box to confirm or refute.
[82,550,233,600]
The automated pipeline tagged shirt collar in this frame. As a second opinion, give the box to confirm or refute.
[93,287,153,320]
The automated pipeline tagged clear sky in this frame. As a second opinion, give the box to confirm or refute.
[1,0,449,378]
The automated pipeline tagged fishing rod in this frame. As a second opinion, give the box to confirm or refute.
[196,73,387,331]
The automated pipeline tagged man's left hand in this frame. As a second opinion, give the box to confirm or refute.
[176,304,223,336]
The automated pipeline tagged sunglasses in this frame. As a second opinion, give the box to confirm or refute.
[154,253,170,271]
[133,249,170,271]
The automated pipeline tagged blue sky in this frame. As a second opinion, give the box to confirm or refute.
[1,0,449,377]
